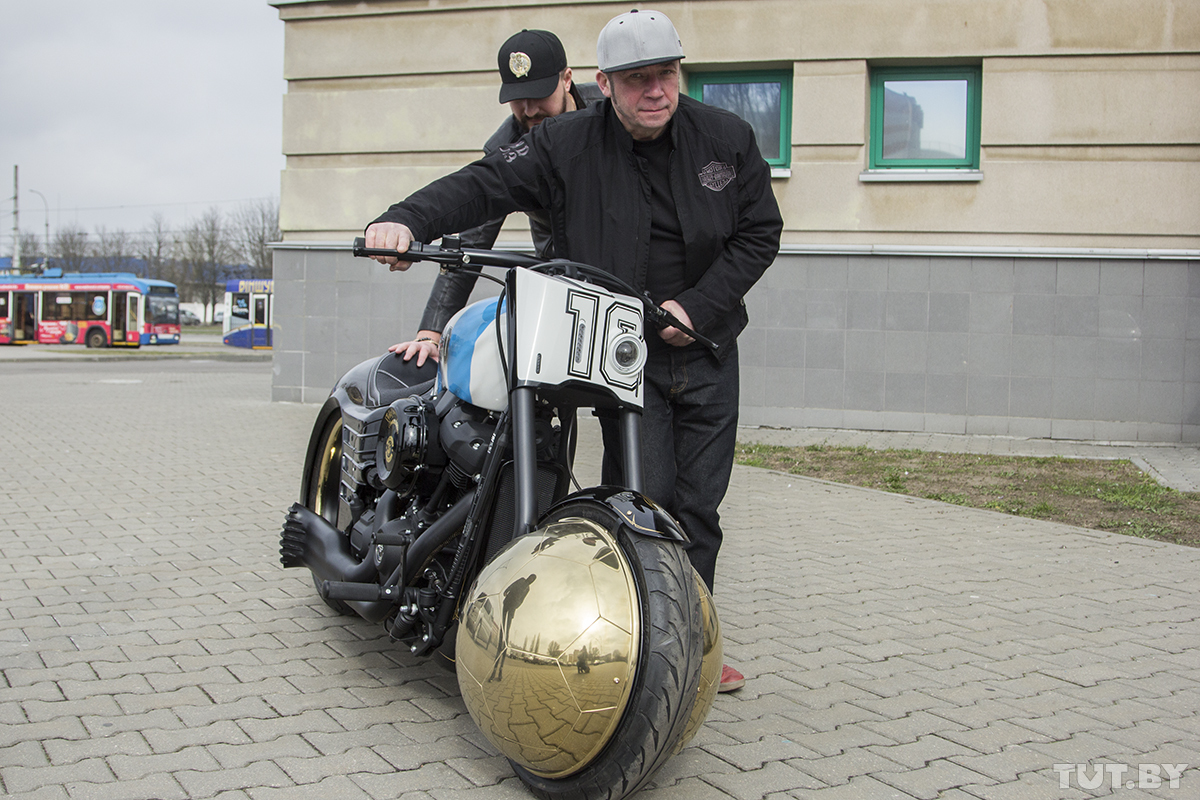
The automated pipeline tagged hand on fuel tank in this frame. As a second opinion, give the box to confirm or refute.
[388,330,441,366]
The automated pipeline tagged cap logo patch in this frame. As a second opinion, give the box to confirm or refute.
[698,161,735,192]
[509,51,532,78]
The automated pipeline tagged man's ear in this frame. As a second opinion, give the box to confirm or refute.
[562,66,573,90]
[596,71,611,98]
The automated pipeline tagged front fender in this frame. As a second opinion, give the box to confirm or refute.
[542,486,689,543]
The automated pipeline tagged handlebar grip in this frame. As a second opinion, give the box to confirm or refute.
[352,237,428,261]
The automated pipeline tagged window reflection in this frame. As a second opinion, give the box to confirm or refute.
[881,79,968,160]
[701,81,783,161]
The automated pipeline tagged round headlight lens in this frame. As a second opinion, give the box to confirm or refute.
[614,339,638,368]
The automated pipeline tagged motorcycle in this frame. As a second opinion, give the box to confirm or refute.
[280,237,723,799]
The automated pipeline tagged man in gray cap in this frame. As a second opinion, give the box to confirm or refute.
[390,29,602,366]
[366,9,782,692]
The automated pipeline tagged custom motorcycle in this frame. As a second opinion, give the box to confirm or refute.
[280,238,722,799]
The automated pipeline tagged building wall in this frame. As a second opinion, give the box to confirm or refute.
[269,0,1200,442]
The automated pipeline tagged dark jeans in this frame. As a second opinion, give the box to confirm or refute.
[601,343,739,593]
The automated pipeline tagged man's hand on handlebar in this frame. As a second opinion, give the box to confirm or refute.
[388,330,441,366]
[658,299,696,347]
[364,222,417,271]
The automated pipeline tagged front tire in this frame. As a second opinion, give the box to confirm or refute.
[512,500,705,800]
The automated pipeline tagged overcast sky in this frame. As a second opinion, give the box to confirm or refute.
[0,1,285,250]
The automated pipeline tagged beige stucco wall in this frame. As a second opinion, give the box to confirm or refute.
[272,0,1200,251]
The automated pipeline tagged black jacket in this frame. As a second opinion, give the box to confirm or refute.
[418,81,604,332]
[382,94,783,356]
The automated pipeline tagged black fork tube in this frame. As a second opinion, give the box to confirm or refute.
[512,385,539,537]
[620,408,643,493]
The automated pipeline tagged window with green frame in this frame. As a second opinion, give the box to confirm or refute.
[869,65,981,170]
[687,70,792,168]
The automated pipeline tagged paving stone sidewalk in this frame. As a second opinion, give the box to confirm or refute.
[1,362,1196,799]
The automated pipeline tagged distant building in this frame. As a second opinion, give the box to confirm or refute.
[269,0,1200,443]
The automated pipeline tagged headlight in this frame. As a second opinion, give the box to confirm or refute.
[607,332,645,376]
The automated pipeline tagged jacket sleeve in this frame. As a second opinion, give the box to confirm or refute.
[674,130,782,336]
[370,132,552,245]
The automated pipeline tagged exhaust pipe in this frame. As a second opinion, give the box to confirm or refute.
[280,503,377,581]
[280,503,391,621]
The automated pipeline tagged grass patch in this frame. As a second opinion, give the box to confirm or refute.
[735,442,1200,547]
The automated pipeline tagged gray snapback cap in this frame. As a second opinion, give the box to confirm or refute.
[596,9,684,73]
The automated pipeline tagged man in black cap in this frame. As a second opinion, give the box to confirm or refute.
[389,30,602,367]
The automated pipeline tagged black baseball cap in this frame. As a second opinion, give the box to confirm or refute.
[498,29,568,103]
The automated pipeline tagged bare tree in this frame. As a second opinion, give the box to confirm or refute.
[231,197,280,279]
[139,213,177,283]
[181,207,233,314]
[18,231,45,269]
[94,226,133,273]
[53,224,89,272]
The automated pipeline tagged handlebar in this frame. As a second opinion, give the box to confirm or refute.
[351,237,718,353]
[353,237,542,270]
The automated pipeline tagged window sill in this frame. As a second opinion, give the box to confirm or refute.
[859,169,983,183]
[770,167,791,179]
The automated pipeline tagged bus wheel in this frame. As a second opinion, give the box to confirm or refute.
[86,329,107,349]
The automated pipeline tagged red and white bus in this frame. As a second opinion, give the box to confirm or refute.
[0,270,181,348]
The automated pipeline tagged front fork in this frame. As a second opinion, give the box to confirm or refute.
[511,386,644,539]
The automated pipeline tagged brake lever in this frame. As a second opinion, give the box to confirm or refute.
[644,299,719,353]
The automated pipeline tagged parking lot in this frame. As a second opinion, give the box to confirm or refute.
[0,357,1196,799]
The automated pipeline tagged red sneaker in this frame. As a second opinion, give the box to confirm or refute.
[718,664,745,693]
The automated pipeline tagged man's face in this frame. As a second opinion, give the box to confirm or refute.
[509,68,574,131]
[598,61,680,141]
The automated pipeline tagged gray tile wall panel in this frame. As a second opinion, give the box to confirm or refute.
[272,249,1200,443]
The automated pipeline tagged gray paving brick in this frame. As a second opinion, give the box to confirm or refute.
[175,761,293,796]
[789,774,922,799]
[275,746,396,784]
[1,757,115,795]
[877,759,999,799]
[705,760,828,797]
[207,734,322,769]
[41,731,151,765]
[0,717,90,749]
[142,719,253,752]
[350,762,476,795]
[60,774,188,800]
[865,733,978,770]
[790,748,907,786]
[107,746,221,781]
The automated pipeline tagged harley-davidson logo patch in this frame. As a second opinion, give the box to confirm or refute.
[499,140,529,162]
[698,161,735,192]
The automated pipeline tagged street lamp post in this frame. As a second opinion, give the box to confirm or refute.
[28,189,50,269]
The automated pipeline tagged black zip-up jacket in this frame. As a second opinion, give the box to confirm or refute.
[419,82,604,332]
[377,93,783,358]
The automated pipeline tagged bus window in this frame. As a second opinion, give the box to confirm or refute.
[231,293,251,323]
[147,294,178,326]
[88,292,107,321]
[126,293,140,342]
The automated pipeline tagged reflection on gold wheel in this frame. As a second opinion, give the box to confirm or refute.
[458,496,708,800]
[457,517,638,779]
